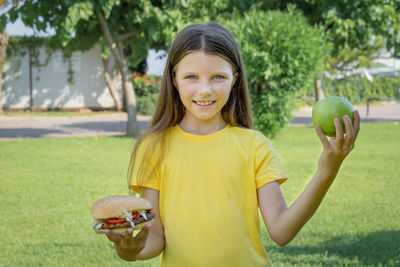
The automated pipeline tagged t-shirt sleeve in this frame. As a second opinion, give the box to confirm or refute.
[129,136,161,193]
[254,131,287,188]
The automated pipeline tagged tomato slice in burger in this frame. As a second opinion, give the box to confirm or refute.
[106,218,126,224]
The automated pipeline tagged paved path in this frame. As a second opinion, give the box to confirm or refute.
[0,114,151,140]
[1,103,399,140]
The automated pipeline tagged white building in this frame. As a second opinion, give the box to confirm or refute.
[1,17,168,110]
[2,44,121,110]
[2,44,166,110]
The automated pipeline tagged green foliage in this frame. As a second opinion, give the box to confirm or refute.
[7,36,49,52]
[255,0,400,68]
[60,1,94,47]
[136,94,159,115]
[131,72,161,115]
[152,0,261,47]
[223,9,332,136]
[320,75,400,104]
[1,0,170,67]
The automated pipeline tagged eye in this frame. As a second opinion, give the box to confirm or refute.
[185,75,197,80]
[213,75,225,80]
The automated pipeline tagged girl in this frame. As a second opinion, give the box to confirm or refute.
[104,22,360,266]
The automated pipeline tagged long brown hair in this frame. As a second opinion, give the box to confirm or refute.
[128,22,253,194]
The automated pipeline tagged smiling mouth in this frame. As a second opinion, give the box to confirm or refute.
[193,101,216,106]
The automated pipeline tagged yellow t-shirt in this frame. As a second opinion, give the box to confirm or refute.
[131,125,287,267]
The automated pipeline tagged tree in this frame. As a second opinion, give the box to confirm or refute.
[1,0,169,136]
[0,0,18,115]
[0,29,7,115]
[102,53,122,112]
[255,0,400,100]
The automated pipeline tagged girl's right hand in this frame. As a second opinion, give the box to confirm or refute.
[104,225,151,261]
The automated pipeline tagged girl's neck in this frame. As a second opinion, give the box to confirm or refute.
[178,116,227,135]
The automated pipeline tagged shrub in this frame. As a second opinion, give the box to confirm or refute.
[223,8,332,136]
[322,75,400,104]
[131,72,161,115]
[136,94,160,116]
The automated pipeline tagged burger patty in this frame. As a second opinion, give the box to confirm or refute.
[101,211,155,229]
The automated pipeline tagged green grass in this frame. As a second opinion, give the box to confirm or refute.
[1,122,399,266]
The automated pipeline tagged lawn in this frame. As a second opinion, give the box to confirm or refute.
[1,122,399,266]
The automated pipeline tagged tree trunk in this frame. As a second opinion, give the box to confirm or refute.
[0,30,8,116]
[0,58,3,116]
[314,77,325,101]
[97,11,139,137]
[102,56,123,112]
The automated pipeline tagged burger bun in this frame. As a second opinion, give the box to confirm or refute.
[91,195,152,220]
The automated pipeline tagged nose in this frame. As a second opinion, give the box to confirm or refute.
[199,80,212,96]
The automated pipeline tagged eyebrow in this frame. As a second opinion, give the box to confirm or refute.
[180,71,230,76]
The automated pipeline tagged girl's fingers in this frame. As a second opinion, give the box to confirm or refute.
[315,126,330,151]
[334,117,344,143]
[121,228,134,241]
[343,114,354,148]
[105,228,134,244]
[344,115,354,137]
[105,229,122,243]
[117,228,134,247]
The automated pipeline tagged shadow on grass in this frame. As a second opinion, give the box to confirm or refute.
[0,128,64,138]
[60,121,126,132]
[61,120,150,133]
[266,230,400,266]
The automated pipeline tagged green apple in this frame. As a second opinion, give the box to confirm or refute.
[312,96,354,137]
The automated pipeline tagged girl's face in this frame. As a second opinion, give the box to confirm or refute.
[173,51,238,130]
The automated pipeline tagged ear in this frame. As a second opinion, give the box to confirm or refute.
[231,72,239,88]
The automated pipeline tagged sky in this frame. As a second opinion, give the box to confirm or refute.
[5,17,167,75]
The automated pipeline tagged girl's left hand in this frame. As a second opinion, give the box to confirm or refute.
[315,110,360,177]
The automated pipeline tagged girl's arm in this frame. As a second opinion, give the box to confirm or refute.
[105,188,165,261]
[257,111,360,246]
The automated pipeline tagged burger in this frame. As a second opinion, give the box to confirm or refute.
[91,195,155,234]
